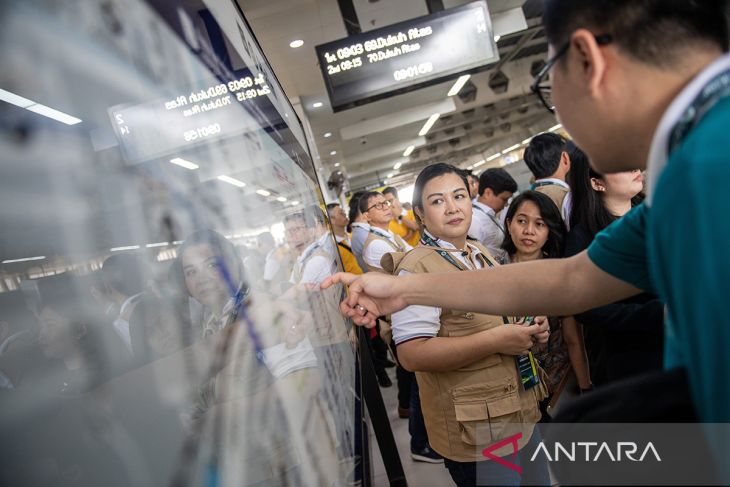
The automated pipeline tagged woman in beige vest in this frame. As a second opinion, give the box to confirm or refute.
[382,164,551,486]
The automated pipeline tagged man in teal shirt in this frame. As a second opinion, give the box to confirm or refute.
[324,0,730,479]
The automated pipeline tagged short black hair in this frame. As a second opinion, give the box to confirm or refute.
[501,190,566,259]
[347,191,365,231]
[326,202,341,213]
[523,133,568,180]
[412,163,469,217]
[358,191,383,214]
[175,229,244,297]
[101,253,146,297]
[543,0,728,68]
[478,168,517,198]
[382,187,398,198]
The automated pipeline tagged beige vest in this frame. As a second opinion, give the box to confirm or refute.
[361,229,407,272]
[536,183,569,214]
[382,244,547,462]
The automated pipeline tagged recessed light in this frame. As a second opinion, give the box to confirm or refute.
[447,75,471,97]
[330,150,337,155]
[256,189,271,197]
[289,39,304,48]
[387,173,394,178]
[217,175,246,187]
[402,145,415,157]
[324,132,332,138]
[393,162,402,170]
[334,163,340,167]
[2,255,46,264]
[170,157,199,170]
[291,200,300,206]
[494,35,501,42]
[418,113,440,136]
[277,196,287,202]
[312,102,323,108]
[110,245,140,252]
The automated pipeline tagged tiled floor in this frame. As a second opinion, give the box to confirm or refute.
[369,367,454,486]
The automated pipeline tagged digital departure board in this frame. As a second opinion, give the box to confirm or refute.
[315,1,498,111]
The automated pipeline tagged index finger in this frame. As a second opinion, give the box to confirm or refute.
[320,272,357,290]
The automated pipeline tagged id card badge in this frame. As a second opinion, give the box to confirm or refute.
[515,352,540,390]
[506,316,540,390]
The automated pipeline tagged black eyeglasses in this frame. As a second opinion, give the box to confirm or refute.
[366,200,392,212]
[530,34,613,114]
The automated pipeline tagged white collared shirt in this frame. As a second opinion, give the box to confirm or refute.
[362,226,413,271]
[468,200,506,260]
[113,293,142,354]
[391,232,486,345]
[646,53,730,205]
[350,222,370,270]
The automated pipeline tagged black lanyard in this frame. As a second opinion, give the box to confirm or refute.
[369,227,404,251]
[472,203,505,233]
[530,180,560,190]
[669,67,730,154]
[419,232,472,271]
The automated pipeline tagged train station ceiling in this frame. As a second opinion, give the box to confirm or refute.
[240,0,557,192]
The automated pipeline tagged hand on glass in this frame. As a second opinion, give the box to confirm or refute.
[320,272,407,328]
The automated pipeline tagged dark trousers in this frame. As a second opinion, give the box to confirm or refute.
[408,378,430,452]
[443,427,550,487]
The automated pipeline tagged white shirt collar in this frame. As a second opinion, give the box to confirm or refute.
[369,225,395,239]
[119,293,143,317]
[646,53,730,205]
[472,199,495,215]
[351,222,370,230]
[298,232,330,264]
[534,177,570,190]
[422,230,485,269]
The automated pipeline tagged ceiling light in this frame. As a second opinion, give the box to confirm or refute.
[0,88,33,108]
[494,35,501,42]
[170,157,199,170]
[26,103,82,125]
[521,137,532,145]
[146,242,169,248]
[549,123,563,132]
[393,162,403,170]
[486,153,501,161]
[277,196,287,202]
[256,189,271,197]
[467,165,474,170]
[402,145,415,157]
[110,245,140,251]
[474,160,486,167]
[324,132,332,138]
[217,175,246,187]
[291,200,300,206]
[447,75,471,97]
[418,113,440,136]
[1,88,82,125]
[2,255,46,264]
[330,150,337,155]
[289,39,304,48]
[312,101,323,108]
[334,163,340,167]
[387,173,394,178]
[502,144,521,154]
[172,240,183,245]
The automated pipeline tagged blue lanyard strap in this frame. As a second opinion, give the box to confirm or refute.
[669,68,730,154]
[472,203,505,233]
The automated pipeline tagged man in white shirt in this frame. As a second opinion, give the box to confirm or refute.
[348,192,370,272]
[468,168,517,259]
[359,191,412,272]
[523,132,572,222]
[285,206,337,285]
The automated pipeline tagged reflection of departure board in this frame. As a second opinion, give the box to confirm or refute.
[315,1,497,111]
[108,71,280,162]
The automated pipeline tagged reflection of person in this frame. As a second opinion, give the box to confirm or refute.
[176,229,247,338]
[347,192,370,272]
[383,164,550,484]
[326,203,362,275]
[285,206,337,285]
[323,1,730,480]
[129,295,189,365]
[383,187,420,247]
[524,133,572,220]
[468,168,516,260]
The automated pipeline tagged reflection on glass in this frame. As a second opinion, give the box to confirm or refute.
[0,1,357,485]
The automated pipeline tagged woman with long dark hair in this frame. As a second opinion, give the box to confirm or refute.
[565,142,663,385]
[384,163,551,486]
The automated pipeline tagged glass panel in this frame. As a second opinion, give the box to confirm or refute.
[0,1,358,486]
